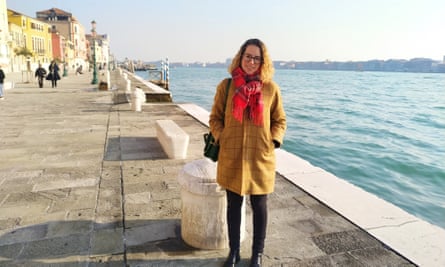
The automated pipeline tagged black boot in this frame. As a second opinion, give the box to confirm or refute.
[249,252,262,267]
[224,190,243,267]
[223,249,240,267]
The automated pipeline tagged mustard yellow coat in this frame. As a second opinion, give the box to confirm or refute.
[209,78,287,196]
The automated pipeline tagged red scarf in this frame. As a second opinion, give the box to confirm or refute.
[231,67,264,126]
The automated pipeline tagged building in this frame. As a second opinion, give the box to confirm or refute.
[3,5,112,74]
[51,31,64,62]
[7,9,53,73]
[7,21,23,72]
[36,8,88,71]
[86,32,110,71]
[0,0,10,69]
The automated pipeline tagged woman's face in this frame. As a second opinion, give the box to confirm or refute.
[241,44,262,75]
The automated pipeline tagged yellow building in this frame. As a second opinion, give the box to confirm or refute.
[8,9,53,72]
[8,22,24,72]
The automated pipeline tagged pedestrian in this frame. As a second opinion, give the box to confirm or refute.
[209,38,287,267]
[47,60,60,88]
[35,64,47,88]
[0,66,5,100]
[76,65,83,75]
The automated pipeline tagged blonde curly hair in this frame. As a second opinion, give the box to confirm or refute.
[228,38,275,83]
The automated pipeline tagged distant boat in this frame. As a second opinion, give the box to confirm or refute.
[134,64,157,71]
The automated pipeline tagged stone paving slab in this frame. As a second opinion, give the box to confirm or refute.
[0,71,415,266]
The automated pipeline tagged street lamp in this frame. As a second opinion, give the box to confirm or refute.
[91,20,98,84]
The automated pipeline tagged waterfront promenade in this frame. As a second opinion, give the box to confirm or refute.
[0,70,422,266]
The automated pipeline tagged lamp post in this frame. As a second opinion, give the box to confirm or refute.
[91,20,98,85]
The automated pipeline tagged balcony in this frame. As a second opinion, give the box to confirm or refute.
[35,49,46,56]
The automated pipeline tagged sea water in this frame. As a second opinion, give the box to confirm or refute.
[136,68,445,229]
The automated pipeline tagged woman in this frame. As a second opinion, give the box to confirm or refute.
[47,60,60,88]
[209,39,286,267]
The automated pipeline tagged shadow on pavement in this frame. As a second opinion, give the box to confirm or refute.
[104,137,168,161]
[0,219,230,266]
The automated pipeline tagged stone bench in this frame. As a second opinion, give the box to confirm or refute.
[156,120,189,159]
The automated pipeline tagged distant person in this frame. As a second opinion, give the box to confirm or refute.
[76,65,83,75]
[209,38,286,267]
[35,64,47,88]
[0,66,5,99]
[47,60,61,88]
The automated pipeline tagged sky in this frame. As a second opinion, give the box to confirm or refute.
[6,0,445,63]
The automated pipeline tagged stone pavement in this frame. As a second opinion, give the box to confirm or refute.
[0,71,415,266]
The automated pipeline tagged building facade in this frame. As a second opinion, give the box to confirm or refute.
[7,9,52,72]
[2,4,111,74]
[36,8,88,71]
[86,33,110,71]
[0,0,10,69]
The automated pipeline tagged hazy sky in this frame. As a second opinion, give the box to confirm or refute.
[6,0,445,62]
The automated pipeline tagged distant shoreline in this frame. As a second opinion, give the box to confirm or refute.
[133,57,445,74]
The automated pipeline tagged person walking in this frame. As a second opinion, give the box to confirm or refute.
[209,38,287,267]
[0,66,5,100]
[47,60,60,88]
[35,64,47,88]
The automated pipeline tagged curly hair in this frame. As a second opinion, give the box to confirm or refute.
[228,38,275,83]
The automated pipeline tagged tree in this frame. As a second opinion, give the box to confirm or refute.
[14,47,33,57]
[14,47,34,73]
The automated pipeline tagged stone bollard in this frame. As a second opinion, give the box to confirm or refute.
[132,87,145,112]
[126,79,131,91]
[106,70,111,88]
[177,158,245,249]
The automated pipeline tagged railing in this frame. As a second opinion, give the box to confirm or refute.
[148,58,169,89]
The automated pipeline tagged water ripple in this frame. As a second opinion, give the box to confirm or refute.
[137,69,445,229]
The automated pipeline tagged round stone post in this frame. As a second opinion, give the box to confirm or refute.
[177,159,245,249]
[126,79,131,91]
[106,70,110,88]
[132,87,144,112]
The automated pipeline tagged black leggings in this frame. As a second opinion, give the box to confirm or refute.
[226,190,268,253]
